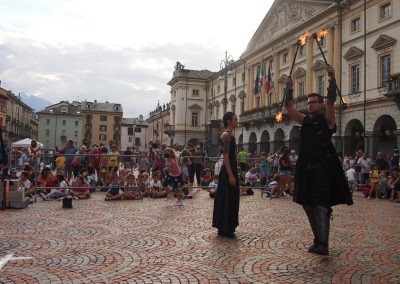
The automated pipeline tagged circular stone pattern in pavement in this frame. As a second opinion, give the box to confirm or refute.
[0,191,399,283]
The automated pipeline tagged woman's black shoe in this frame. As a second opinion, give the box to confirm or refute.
[218,231,236,238]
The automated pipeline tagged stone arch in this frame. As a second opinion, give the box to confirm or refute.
[372,115,397,155]
[273,128,285,153]
[344,119,364,155]
[248,132,257,154]
[289,126,301,152]
[260,130,270,154]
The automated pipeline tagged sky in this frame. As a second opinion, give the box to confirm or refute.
[0,0,274,117]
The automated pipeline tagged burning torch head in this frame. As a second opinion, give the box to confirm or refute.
[298,32,311,46]
[313,29,328,42]
[275,112,283,123]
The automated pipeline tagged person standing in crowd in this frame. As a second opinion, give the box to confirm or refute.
[238,148,248,172]
[368,163,379,199]
[28,139,41,172]
[108,145,120,173]
[123,147,133,167]
[285,65,353,255]
[213,112,240,238]
[60,139,78,181]
[357,152,371,185]
[375,152,389,171]
[189,143,205,186]
[289,150,298,171]
[279,147,292,196]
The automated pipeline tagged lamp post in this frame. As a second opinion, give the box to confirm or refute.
[219,51,235,114]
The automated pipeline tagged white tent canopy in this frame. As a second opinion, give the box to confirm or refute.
[11,138,43,148]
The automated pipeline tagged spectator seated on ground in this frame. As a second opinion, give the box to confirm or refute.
[123,173,141,200]
[137,174,149,197]
[42,173,70,200]
[36,167,57,198]
[105,174,123,201]
[71,175,91,199]
[245,167,258,188]
[149,173,166,198]
[18,171,35,197]
[208,175,218,198]
[98,165,110,189]
[389,168,400,201]
[200,168,212,187]
[269,174,281,198]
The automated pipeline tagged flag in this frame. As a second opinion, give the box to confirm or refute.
[266,65,272,96]
[254,66,260,95]
[259,62,265,92]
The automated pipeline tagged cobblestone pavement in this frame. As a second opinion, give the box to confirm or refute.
[0,190,399,284]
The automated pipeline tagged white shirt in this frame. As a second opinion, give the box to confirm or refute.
[149,180,162,189]
[209,181,218,192]
[245,171,257,183]
[357,157,371,173]
[20,179,31,190]
[346,168,357,182]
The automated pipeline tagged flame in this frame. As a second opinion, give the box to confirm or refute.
[275,112,283,123]
[298,32,311,46]
[316,29,328,41]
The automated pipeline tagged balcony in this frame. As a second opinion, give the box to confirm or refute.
[383,78,400,109]
[163,125,175,135]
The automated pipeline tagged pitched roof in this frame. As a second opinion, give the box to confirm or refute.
[81,101,123,113]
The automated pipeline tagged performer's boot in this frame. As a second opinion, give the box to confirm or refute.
[313,206,330,256]
[303,205,318,252]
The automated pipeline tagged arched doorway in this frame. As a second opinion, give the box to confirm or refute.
[273,128,284,153]
[344,119,364,155]
[373,115,397,155]
[289,126,301,152]
[260,130,270,154]
[248,132,257,155]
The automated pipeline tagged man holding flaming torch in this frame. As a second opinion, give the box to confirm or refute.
[284,65,353,256]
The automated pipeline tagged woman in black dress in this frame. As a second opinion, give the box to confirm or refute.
[212,112,240,237]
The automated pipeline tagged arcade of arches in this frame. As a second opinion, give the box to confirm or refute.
[237,114,398,156]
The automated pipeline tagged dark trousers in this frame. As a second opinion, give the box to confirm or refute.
[189,163,203,185]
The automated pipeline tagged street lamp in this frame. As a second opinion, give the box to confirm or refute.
[220,51,235,114]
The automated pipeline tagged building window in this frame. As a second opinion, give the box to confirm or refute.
[46,119,50,125]
[255,96,260,108]
[351,65,360,94]
[191,112,199,127]
[62,120,66,126]
[231,104,236,114]
[100,125,107,132]
[99,134,107,141]
[319,36,325,47]
[216,108,220,119]
[282,52,288,63]
[100,115,107,121]
[61,107,68,113]
[75,121,79,127]
[174,91,176,98]
[114,116,121,123]
[127,127,133,135]
[380,2,392,20]
[135,137,141,146]
[268,93,272,105]
[135,128,142,133]
[241,72,245,83]
[298,81,305,97]
[232,77,236,87]
[45,129,50,137]
[380,54,391,87]
[62,129,66,134]
[241,100,245,114]
[128,137,133,143]
[217,85,221,93]
[192,89,199,96]
[351,17,360,33]
[74,131,78,138]
[318,75,325,96]
[299,45,305,56]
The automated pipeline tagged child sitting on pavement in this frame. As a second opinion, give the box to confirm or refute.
[208,175,218,198]
[149,173,167,198]
[71,175,91,199]
[137,173,149,197]
[200,168,212,187]
[42,173,70,200]
[123,173,141,200]
[105,174,123,201]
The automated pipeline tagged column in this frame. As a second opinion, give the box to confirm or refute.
[288,45,295,97]
[333,24,341,87]
[306,38,314,94]
[327,26,334,64]
[246,66,251,111]
[274,53,280,104]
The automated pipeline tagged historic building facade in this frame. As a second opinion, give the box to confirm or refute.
[37,101,83,149]
[166,0,399,156]
[0,87,38,146]
[146,102,171,147]
[121,115,148,152]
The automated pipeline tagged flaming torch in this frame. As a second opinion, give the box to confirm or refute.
[312,29,347,108]
[275,32,310,123]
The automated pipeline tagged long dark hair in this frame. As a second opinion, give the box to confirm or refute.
[223,112,236,128]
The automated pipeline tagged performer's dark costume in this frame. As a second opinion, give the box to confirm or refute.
[292,79,353,255]
[212,132,240,237]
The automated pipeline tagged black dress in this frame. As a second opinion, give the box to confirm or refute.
[212,132,240,234]
[293,114,353,207]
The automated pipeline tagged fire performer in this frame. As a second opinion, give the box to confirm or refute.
[284,65,353,255]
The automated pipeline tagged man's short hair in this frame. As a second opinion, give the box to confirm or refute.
[307,93,324,102]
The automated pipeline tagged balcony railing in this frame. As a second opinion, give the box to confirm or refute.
[164,125,175,135]
[383,78,400,109]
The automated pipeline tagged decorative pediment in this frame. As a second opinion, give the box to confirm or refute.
[188,104,203,110]
[371,35,396,51]
[343,46,364,61]
[278,74,289,84]
[214,101,220,108]
[229,95,237,102]
[312,60,325,71]
[242,0,333,56]
[293,67,306,77]
[238,90,246,99]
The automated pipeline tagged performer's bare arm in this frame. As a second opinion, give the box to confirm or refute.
[325,65,336,129]
[286,77,305,125]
